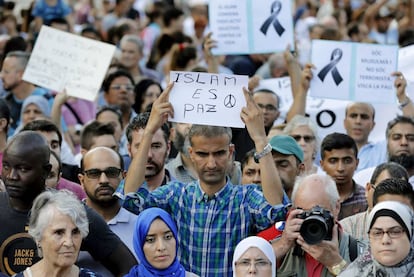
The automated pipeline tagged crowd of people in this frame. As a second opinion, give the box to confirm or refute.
[0,0,414,276]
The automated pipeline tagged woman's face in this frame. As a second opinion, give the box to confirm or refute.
[141,84,161,112]
[234,247,272,277]
[370,216,411,266]
[289,125,316,163]
[22,103,43,125]
[39,209,82,269]
[143,218,176,269]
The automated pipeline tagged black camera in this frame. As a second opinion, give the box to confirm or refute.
[296,206,334,245]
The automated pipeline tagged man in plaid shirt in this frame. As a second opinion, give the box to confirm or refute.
[122,84,289,276]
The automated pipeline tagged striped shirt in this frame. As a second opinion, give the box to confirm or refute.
[122,180,288,277]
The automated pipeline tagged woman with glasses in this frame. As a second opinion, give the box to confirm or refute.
[339,201,414,276]
[124,207,198,277]
[233,236,276,277]
[284,115,321,174]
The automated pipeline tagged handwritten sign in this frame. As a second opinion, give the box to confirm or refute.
[310,40,398,103]
[168,71,248,128]
[209,0,294,55]
[22,26,116,101]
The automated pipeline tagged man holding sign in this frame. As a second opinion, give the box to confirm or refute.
[122,83,288,276]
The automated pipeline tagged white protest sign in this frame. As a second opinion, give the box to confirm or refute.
[209,0,294,55]
[310,40,398,103]
[23,26,116,101]
[398,45,414,100]
[168,71,248,128]
[257,77,400,143]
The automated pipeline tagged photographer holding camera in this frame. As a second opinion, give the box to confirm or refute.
[274,174,360,276]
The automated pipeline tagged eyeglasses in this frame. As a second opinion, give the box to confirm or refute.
[257,103,278,111]
[291,135,315,143]
[83,167,122,179]
[235,259,271,270]
[369,226,405,240]
[110,84,134,91]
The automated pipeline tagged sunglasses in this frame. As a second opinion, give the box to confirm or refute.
[291,135,315,143]
[83,167,122,179]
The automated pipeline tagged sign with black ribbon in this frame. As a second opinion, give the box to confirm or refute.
[209,0,294,55]
[310,39,398,103]
[260,1,285,36]
[317,48,343,86]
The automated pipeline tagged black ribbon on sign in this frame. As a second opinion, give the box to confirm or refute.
[260,1,285,36]
[317,48,343,86]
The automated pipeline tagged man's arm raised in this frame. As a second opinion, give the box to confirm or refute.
[124,83,174,194]
[240,87,284,205]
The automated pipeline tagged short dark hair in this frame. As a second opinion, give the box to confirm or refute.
[102,70,135,92]
[320,132,358,160]
[386,116,414,138]
[370,162,409,184]
[96,106,123,128]
[253,89,281,109]
[241,149,255,171]
[373,178,414,207]
[80,121,115,150]
[22,119,63,146]
[126,113,170,144]
[162,7,184,27]
[132,79,162,114]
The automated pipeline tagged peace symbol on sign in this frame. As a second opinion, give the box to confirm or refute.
[224,94,236,108]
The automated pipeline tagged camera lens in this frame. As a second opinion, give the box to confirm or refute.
[300,215,328,245]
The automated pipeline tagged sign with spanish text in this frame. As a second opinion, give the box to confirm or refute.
[209,0,294,55]
[310,40,398,103]
[168,71,248,128]
[22,25,116,101]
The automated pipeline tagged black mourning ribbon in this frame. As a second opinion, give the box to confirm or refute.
[317,48,343,86]
[260,1,285,36]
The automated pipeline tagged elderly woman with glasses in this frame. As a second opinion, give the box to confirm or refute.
[284,115,321,174]
[339,201,414,276]
[14,190,101,277]
[233,236,276,277]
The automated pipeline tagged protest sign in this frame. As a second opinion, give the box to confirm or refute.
[168,71,248,128]
[22,25,116,101]
[209,0,294,55]
[310,40,398,103]
[257,77,400,143]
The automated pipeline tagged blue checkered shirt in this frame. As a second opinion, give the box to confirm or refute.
[122,180,288,277]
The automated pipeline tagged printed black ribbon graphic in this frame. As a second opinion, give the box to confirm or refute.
[260,1,285,36]
[317,48,343,86]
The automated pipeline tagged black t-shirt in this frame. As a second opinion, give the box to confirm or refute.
[0,192,121,276]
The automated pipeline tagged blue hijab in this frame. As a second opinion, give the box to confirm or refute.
[125,207,186,277]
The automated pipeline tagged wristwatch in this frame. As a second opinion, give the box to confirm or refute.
[328,259,347,276]
[253,143,272,163]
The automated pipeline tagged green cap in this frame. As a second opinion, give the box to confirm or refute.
[269,135,304,162]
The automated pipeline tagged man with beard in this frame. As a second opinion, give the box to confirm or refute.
[355,116,414,187]
[166,122,196,183]
[125,112,171,191]
[0,132,137,276]
[78,146,138,276]
[101,70,136,129]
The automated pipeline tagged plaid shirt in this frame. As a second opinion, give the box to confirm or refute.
[123,180,288,277]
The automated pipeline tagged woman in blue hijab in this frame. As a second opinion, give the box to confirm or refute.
[125,207,198,277]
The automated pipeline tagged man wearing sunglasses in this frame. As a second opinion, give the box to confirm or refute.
[78,146,138,276]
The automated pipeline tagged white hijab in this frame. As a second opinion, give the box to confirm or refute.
[232,236,276,277]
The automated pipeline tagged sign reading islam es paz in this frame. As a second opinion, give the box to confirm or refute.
[310,39,398,104]
[209,0,294,55]
[168,71,248,128]
[22,25,116,101]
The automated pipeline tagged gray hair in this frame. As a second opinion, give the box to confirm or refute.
[283,115,320,153]
[188,124,232,146]
[28,190,89,257]
[292,173,339,210]
[120,34,144,53]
